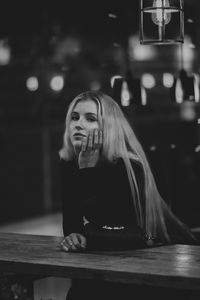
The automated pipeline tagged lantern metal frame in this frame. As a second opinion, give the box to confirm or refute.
[140,0,184,45]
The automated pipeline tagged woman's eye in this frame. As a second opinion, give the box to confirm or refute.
[71,115,79,121]
[87,117,97,122]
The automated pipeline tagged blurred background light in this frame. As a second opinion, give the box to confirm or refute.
[150,145,157,151]
[189,43,196,49]
[187,18,194,24]
[176,35,195,72]
[193,74,200,103]
[142,73,156,89]
[26,76,39,92]
[112,75,143,107]
[110,75,123,88]
[121,81,131,106]
[108,13,117,19]
[50,75,64,92]
[180,101,196,121]
[175,77,184,103]
[141,86,147,106]
[128,35,157,61]
[195,145,200,153]
[182,36,195,69]
[90,80,101,91]
[163,73,174,88]
[170,144,176,149]
[174,70,200,103]
[0,39,11,65]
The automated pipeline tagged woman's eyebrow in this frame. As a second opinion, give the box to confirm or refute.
[85,112,97,116]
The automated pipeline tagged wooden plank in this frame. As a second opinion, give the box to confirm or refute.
[0,233,200,290]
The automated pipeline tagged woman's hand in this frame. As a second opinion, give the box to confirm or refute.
[60,233,87,252]
[78,129,103,169]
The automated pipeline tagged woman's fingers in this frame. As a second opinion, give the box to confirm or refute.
[89,129,103,150]
[71,234,82,249]
[60,237,75,252]
[77,234,87,249]
[70,234,87,249]
[81,136,87,152]
[81,129,103,153]
[87,131,93,150]
[60,234,87,252]
[99,130,103,147]
[93,129,99,148]
[67,236,77,251]
[60,239,69,252]
[78,129,103,168]
[80,131,93,153]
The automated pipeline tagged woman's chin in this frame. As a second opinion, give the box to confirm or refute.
[73,141,82,153]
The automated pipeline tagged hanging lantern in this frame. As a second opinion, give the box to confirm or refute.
[172,42,200,104]
[173,69,200,103]
[112,71,145,107]
[140,0,184,44]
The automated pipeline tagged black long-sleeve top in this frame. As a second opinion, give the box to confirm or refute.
[61,157,147,250]
[60,157,198,250]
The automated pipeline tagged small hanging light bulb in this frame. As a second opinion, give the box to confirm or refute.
[151,0,172,26]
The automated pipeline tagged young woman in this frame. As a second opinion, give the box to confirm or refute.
[59,91,197,300]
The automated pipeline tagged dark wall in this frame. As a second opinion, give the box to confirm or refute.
[125,108,200,227]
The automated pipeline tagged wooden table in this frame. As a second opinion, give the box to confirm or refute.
[0,232,200,291]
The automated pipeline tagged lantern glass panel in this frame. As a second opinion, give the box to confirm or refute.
[140,0,184,44]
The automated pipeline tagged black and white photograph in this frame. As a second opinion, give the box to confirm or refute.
[0,1,199,299]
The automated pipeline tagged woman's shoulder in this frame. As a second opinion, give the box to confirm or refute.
[60,157,77,171]
[106,157,144,181]
[60,157,69,163]
[115,156,143,172]
[60,157,71,165]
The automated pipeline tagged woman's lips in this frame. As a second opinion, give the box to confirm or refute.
[73,133,86,137]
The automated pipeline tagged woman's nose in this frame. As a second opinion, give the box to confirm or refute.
[75,119,84,130]
[75,118,84,129]
[75,124,82,130]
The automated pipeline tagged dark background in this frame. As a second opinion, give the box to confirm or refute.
[0,0,199,227]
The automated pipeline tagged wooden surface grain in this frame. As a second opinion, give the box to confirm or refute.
[0,232,200,290]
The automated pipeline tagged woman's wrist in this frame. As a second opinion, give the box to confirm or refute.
[79,162,97,169]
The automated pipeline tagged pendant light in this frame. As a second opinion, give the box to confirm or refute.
[140,0,184,44]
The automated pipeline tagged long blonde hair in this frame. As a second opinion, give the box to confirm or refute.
[60,91,194,243]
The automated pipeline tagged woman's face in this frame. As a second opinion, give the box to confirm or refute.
[69,99,100,153]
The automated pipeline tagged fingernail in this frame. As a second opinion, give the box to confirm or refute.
[62,245,69,252]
